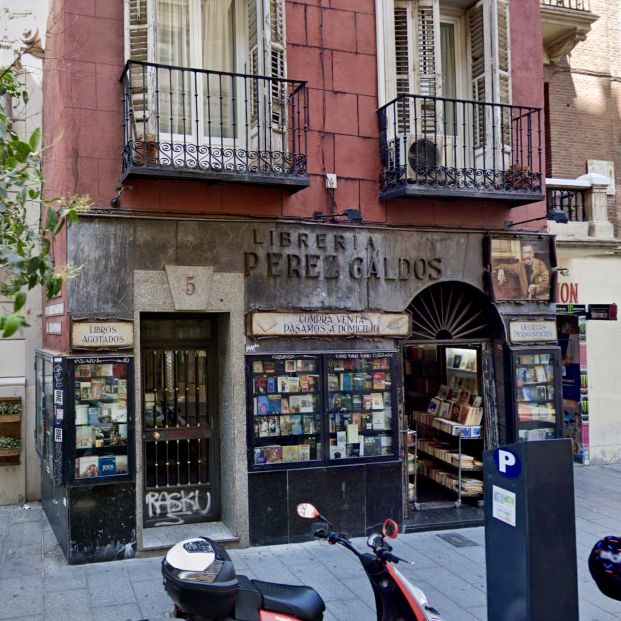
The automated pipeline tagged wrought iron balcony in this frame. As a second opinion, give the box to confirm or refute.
[547,187,586,222]
[540,0,590,10]
[378,94,543,204]
[121,61,308,189]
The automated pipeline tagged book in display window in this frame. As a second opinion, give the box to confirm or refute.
[247,352,398,469]
[73,360,130,480]
[514,352,560,441]
[250,355,322,467]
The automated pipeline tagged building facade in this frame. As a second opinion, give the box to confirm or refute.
[38,0,556,563]
[541,0,621,465]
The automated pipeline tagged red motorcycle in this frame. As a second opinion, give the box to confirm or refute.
[162,502,444,621]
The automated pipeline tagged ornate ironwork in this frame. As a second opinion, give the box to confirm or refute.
[378,94,543,198]
[121,61,308,184]
[546,187,586,222]
[540,0,591,11]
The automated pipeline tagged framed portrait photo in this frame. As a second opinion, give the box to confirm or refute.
[488,236,555,302]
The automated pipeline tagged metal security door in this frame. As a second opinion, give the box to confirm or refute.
[142,347,218,527]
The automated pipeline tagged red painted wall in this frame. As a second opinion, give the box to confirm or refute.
[41,0,547,349]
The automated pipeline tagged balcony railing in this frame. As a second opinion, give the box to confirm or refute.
[121,61,308,188]
[547,187,586,222]
[540,0,590,11]
[378,94,543,204]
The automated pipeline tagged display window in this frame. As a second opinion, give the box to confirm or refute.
[72,359,132,480]
[247,352,398,469]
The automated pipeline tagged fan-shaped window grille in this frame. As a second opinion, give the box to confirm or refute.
[407,282,491,341]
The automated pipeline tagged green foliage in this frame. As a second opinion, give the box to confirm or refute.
[0,401,21,416]
[0,67,89,337]
[0,436,21,449]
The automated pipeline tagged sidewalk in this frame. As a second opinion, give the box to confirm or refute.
[0,464,620,621]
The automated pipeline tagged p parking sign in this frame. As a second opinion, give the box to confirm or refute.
[494,448,521,478]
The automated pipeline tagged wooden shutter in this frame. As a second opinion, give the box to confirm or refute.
[394,3,414,134]
[494,0,511,106]
[248,0,260,123]
[268,0,286,128]
[124,0,155,136]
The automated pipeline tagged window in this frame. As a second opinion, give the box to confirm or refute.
[124,0,286,143]
[247,353,398,469]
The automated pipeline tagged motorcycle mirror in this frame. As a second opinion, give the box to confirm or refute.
[297,503,319,519]
[381,519,399,539]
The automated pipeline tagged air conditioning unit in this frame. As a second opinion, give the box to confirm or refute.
[406,136,440,180]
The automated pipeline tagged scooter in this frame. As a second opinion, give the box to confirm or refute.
[161,502,444,621]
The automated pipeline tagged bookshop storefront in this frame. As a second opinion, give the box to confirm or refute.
[37,217,561,561]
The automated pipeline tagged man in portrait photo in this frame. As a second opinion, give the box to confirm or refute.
[495,242,550,300]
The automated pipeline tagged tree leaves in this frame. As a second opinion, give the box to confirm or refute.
[1,69,87,338]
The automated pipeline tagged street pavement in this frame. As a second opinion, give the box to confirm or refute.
[0,463,620,620]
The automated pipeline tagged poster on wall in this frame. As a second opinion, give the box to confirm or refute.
[488,236,554,302]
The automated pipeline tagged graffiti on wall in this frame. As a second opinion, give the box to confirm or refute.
[145,487,212,526]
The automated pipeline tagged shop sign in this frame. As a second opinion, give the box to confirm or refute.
[557,304,587,315]
[509,320,557,343]
[588,304,617,320]
[249,312,411,337]
[71,320,134,349]
[45,302,65,316]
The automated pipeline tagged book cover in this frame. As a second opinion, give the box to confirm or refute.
[458,390,470,404]
[371,393,384,411]
[330,445,345,459]
[346,423,359,444]
[115,424,128,445]
[298,396,314,413]
[297,359,316,372]
[340,373,353,391]
[362,395,373,411]
[372,412,389,430]
[75,426,94,449]
[254,447,266,465]
[93,423,114,448]
[472,395,483,407]
[524,367,536,383]
[280,397,291,414]
[302,416,317,434]
[264,445,282,463]
[91,379,106,400]
[336,431,347,445]
[328,374,339,391]
[287,376,300,393]
[351,413,362,430]
[263,361,276,374]
[111,403,127,423]
[340,394,353,411]
[254,376,268,394]
[346,443,361,458]
[285,360,297,373]
[364,436,380,456]
[452,354,462,369]
[267,416,280,436]
[428,398,441,415]
[535,365,548,383]
[258,418,270,437]
[352,394,362,410]
[252,360,264,373]
[75,404,89,426]
[299,444,311,461]
[290,415,303,435]
[282,445,300,462]
[79,382,92,401]
[360,413,373,430]
[277,376,288,393]
[257,395,270,416]
[280,415,292,436]
[450,401,462,421]
[98,456,117,477]
[115,455,128,474]
[77,456,99,478]
[268,377,278,393]
[267,395,282,414]
[438,384,450,399]
[372,372,386,390]
[352,374,367,391]
[87,406,102,425]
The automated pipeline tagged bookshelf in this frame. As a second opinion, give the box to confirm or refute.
[514,351,559,441]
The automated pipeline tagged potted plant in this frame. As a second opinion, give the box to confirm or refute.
[0,436,21,460]
[0,399,21,423]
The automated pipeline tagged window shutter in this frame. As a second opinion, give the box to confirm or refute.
[124,0,155,137]
[394,3,413,134]
[267,0,287,128]
[413,0,439,98]
[248,0,260,123]
[494,0,511,107]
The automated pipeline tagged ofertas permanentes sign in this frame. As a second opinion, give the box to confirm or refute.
[249,312,411,337]
[509,320,557,343]
[71,320,134,349]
